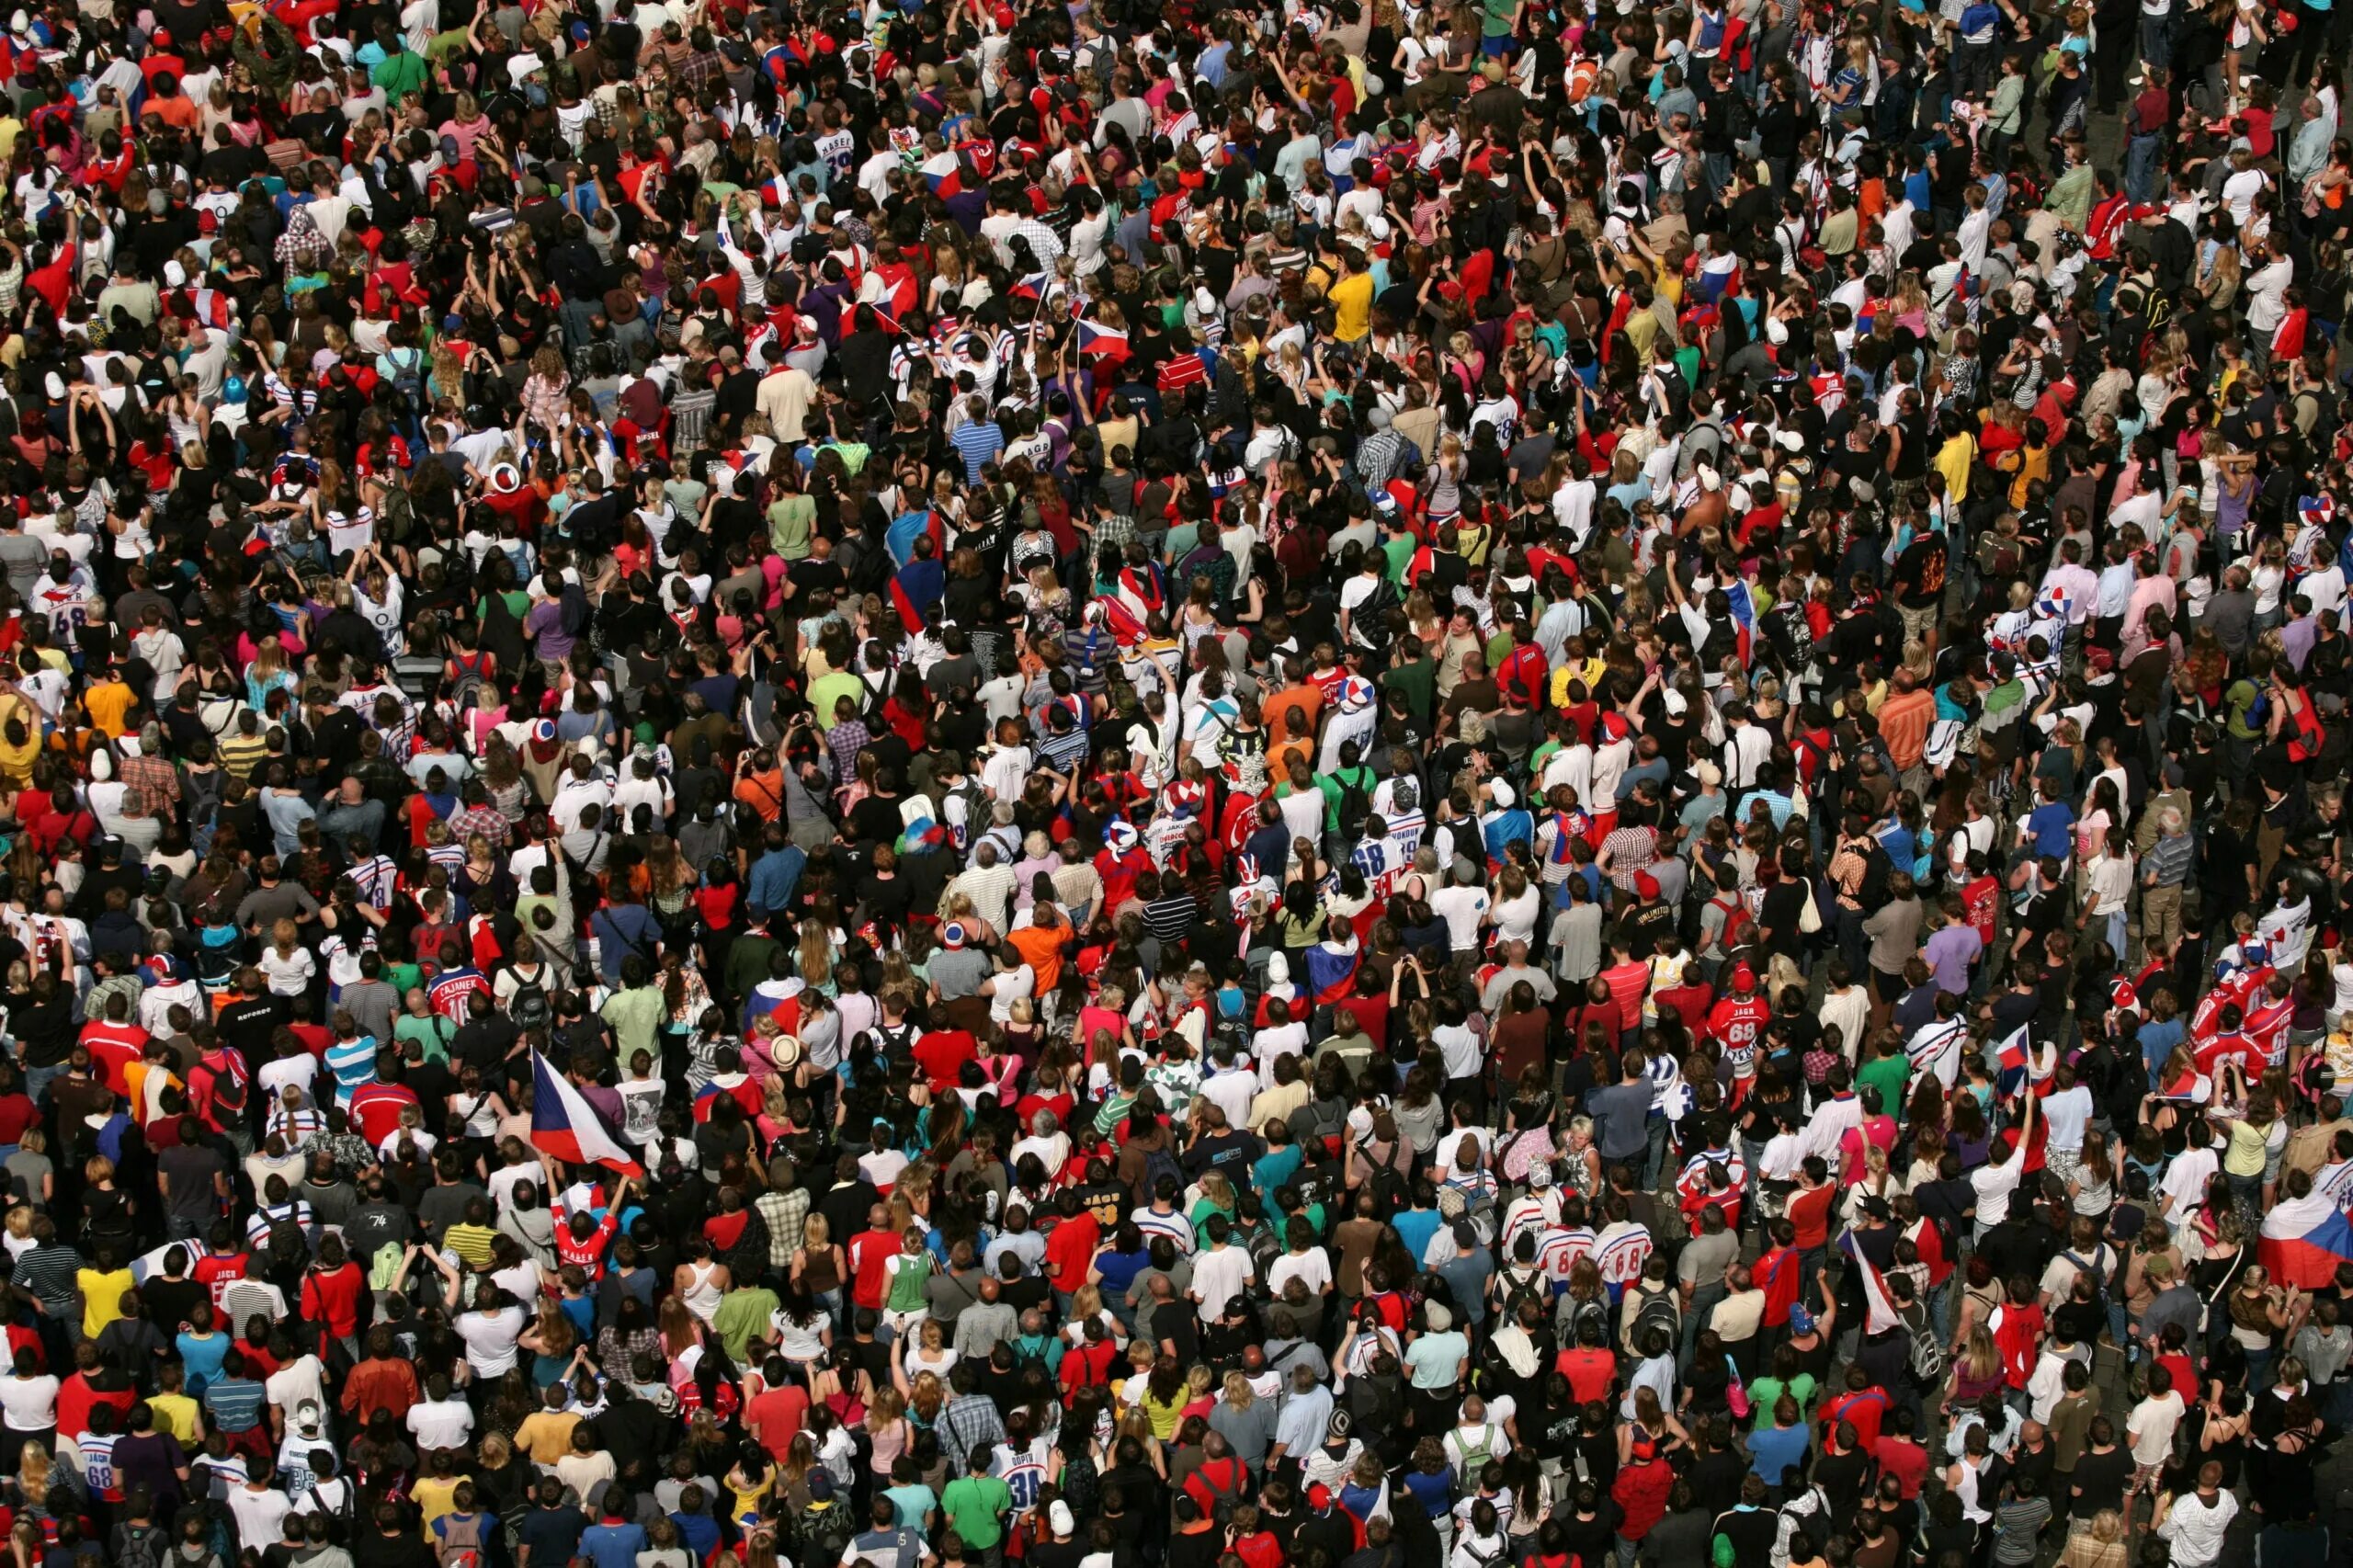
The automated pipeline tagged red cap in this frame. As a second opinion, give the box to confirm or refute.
[1634,871,1661,899]
[1732,963,1756,991]
[1306,1485,1334,1509]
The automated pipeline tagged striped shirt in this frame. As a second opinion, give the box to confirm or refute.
[324,1039,376,1107]
[10,1244,79,1314]
[950,420,1005,485]
[2145,831,2196,887]
[202,1377,267,1433]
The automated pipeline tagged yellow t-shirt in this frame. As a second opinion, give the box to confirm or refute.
[149,1392,200,1446]
[445,1221,499,1268]
[1329,270,1375,343]
[413,1472,469,1535]
[77,1266,134,1338]
[1935,433,1976,503]
[83,679,133,738]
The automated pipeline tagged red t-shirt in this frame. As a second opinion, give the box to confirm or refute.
[1787,1183,1837,1251]
[1555,1345,1617,1405]
[746,1382,810,1463]
[912,1029,978,1091]
[1873,1436,1930,1498]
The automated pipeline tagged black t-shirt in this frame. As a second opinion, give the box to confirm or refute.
[2069,1447,2133,1517]
[1893,533,1949,610]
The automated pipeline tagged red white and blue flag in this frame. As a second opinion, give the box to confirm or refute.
[530,1050,644,1178]
[1995,1021,2031,1094]
[1076,319,1129,366]
[2260,1187,2353,1289]
[1838,1229,1903,1335]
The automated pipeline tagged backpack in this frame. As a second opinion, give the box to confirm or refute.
[796,1501,857,1567]
[506,970,552,1034]
[115,1521,164,1568]
[387,347,426,415]
[436,1513,483,1568]
[1140,1142,1186,1200]
[1352,575,1401,649]
[559,580,593,639]
[1629,1287,1679,1354]
[1334,767,1375,841]
[1901,1301,1946,1387]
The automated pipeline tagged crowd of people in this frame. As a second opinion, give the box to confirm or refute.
[0,7,2347,1568]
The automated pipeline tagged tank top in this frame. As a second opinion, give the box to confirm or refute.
[800,1247,843,1295]
[886,1253,931,1313]
[681,1260,725,1323]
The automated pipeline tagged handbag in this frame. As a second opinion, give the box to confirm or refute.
[1798,881,1824,935]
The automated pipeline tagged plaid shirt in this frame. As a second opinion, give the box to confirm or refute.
[679,48,726,93]
[121,752,180,813]
[449,805,512,848]
[939,1392,1006,1472]
[756,1186,809,1268]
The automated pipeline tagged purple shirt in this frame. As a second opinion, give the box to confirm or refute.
[1922,924,1984,994]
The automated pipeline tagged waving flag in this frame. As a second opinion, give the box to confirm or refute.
[1076,319,1129,367]
[529,1050,644,1178]
[1995,1021,2030,1094]
[2260,1188,2353,1288]
[1838,1229,1903,1335]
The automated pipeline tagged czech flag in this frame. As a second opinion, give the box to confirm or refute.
[1838,1229,1903,1335]
[1995,1021,2030,1095]
[1076,319,1129,368]
[2259,1187,2353,1289]
[529,1050,644,1178]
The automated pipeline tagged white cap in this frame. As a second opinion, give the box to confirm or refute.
[1487,780,1514,809]
[1051,1503,1076,1535]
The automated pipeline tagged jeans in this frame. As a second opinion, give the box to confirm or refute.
[23,1063,62,1108]
[2126,131,2165,202]
[1643,1117,1671,1190]
[2140,12,2173,71]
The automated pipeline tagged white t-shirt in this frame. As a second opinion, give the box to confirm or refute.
[2041,1085,2094,1153]
[454,1306,526,1376]
[1430,885,1491,951]
[407,1397,475,1451]
[2129,1390,2186,1464]
[986,964,1036,1025]
[1191,1243,1256,1321]
[0,1372,57,1431]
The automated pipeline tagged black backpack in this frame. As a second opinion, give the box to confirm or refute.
[1334,766,1375,840]
[506,970,552,1034]
[1629,1287,1678,1353]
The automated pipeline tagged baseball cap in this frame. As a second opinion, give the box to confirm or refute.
[1050,1503,1075,1535]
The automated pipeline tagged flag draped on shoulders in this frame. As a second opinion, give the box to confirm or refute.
[529,1050,645,1178]
[2260,1187,2353,1289]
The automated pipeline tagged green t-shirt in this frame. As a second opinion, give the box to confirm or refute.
[394,1013,453,1063]
[1480,0,1518,38]
[941,1475,1012,1549]
[2226,677,2268,740]
[1381,654,1438,725]
[711,1286,779,1361]
[1381,532,1416,584]
[1746,1370,1818,1431]
[372,49,429,96]
[1856,1052,1912,1118]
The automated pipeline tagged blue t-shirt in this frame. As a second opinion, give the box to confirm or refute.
[580,1520,647,1568]
[1092,1245,1154,1299]
[1749,1423,1812,1484]
[1393,1207,1443,1264]
[2027,801,2076,858]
